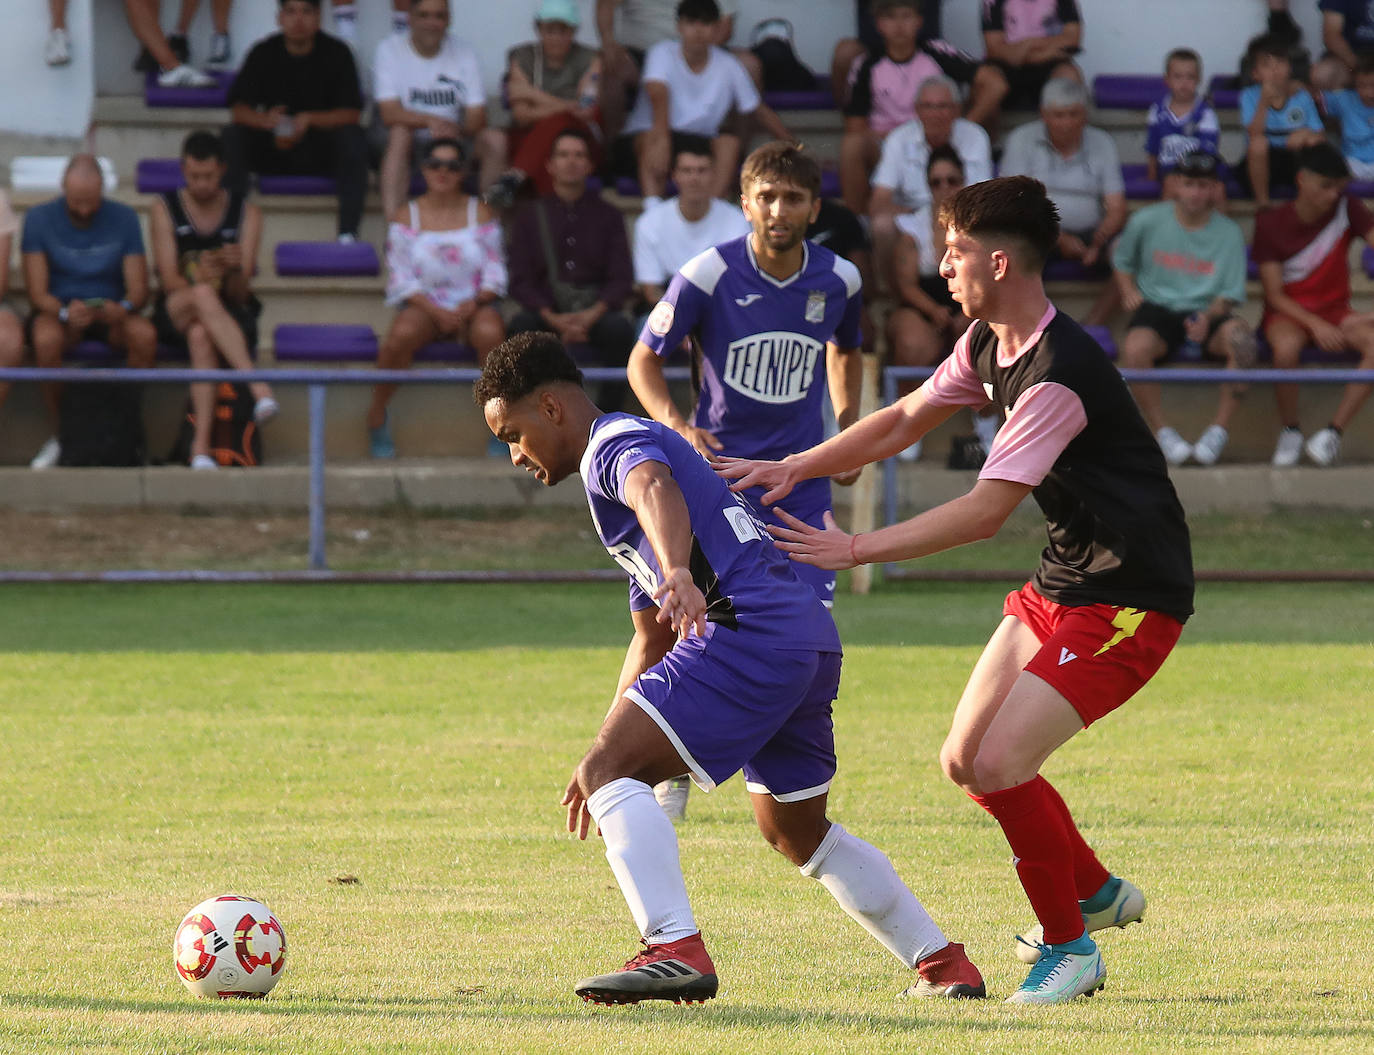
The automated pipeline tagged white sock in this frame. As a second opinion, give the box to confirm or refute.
[586,777,697,944]
[800,822,947,968]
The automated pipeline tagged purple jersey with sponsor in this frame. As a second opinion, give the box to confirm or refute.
[580,412,842,654]
[638,234,862,547]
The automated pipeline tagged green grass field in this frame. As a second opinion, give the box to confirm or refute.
[0,581,1371,1054]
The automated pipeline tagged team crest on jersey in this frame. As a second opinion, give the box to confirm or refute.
[648,301,675,336]
[804,290,826,324]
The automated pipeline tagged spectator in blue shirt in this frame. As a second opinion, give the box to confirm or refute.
[1144,48,1221,196]
[1324,53,1374,179]
[20,155,157,469]
[1238,35,1327,210]
[1315,0,1374,90]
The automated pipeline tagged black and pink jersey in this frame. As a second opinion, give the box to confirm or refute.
[922,304,1194,621]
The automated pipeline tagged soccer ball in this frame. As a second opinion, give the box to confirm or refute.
[173,895,287,998]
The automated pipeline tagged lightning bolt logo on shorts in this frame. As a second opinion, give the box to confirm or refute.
[1094,607,1146,657]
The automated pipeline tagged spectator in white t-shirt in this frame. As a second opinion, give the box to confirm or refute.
[373,0,503,217]
[633,135,751,305]
[618,0,790,199]
[867,75,993,284]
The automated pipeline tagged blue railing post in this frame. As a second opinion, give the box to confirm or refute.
[308,383,327,570]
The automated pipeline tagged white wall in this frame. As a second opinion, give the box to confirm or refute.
[0,0,94,137]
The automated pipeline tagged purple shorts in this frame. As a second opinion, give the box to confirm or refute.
[624,629,841,802]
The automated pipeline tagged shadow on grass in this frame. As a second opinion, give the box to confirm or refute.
[4,990,1371,1041]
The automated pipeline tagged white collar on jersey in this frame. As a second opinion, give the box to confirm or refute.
[745,236,809,289]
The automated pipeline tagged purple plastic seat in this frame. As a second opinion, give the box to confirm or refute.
[1254,335,1359,365]
[136,158,184,194]
[258,174,339,195]
[69,341,188,363]
[275,241,380,277]
[1093,75,1164,110]
[1208,75,1239,109]
[143,69,234,108]
[1121,163,1161,200]
[1081,324,1117,360]
[415,342,477,362]
[762,78,835,111]
[273,324,377,361]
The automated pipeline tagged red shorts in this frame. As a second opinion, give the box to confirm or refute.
[1003,582,1184,727]
[1262,303,1353,335]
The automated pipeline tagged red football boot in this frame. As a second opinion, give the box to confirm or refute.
[575,932,719,1006]
[899,942,987,999]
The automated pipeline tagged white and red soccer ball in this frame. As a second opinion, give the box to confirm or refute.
[174,895,287,998]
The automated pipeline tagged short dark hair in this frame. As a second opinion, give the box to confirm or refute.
[550,126,594,156]
[1297,141,1349,180]
[739,140,821,199]
[1249,34,1291,63]
[671,134,715,168]
[474,332,584,407]
[676,0,719,23]
[181,130,223,163]
[280,0,322,8]
[422,136,467,163]
[938,175,1061,272]
[926,143,965,179]
[871,0,920,16]
[1164,48,1201,74]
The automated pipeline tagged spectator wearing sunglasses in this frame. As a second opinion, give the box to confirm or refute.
[367,138,507,458]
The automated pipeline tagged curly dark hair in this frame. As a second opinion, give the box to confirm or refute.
[473,331,584,407]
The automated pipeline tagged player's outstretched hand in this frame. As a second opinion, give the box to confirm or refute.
[768,509,858,570]
[712,455,797,505]
[675,424,724,459]
[562,772,597,840]
[652,567,709,639]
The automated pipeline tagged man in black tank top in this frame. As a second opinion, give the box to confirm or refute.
[717,176,1195,1004]
[150,131,279,469]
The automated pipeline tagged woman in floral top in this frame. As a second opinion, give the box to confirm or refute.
[367,138,507,458]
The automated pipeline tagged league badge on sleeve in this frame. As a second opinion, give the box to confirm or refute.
[648,301,675,337]
[804,290,826,324]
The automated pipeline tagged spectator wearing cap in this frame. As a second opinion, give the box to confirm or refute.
[494,0,604,204]
[368,137,506,459]
[1113,151,1256,467]
[20,154,158,470]
[224,0,368,241]
[615,0,791,200]
[999,76,1126,324]
[1253,142,1374,467]
[373,0,503,219]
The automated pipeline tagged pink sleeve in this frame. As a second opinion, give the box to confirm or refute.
[978,381,1088,486]
[918,329,990,407]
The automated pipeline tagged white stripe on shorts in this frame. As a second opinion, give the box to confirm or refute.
[743,779,832,803]
[623,687,716,791]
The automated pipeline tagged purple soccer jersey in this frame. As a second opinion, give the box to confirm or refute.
[580,412,841,654]
[637,235,863,604]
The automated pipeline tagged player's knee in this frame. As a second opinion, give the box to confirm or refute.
[970,742,1025,795]
[756,815,827,866]
[939,740,977,791]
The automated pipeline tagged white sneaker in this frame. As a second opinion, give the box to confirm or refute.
[156,64,215,88]
[1015,876,1146,964]
[896,440,922,463]
[1191,424,1229,466]
[208,32,232,68]
[254,396,280,424]
[337,233,357,245]
[1272,428,1303,468]
[1155,426,1192,466]
[191,453,219,470]
[653,777,691,823]
[45,27,71,66]
[1006,943,1105,1004]
[30,437,61,470]
[1304,427,1341,467]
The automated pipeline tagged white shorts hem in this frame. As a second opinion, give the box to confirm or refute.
[623,687,717,792]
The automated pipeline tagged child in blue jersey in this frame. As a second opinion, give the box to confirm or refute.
[1145,48,1221,198]
[476,331,985,1008]
[1324,53,1374,180]
[629,141,865,609]
[1238,34,1327,209]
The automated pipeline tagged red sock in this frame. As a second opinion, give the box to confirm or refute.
[971,776,1084,946]
[1039,778,1110,900]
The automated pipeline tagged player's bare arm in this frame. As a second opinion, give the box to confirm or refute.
[620,460,709,638]
[825,342,864,487]
[715,391,960,504]
[627,340,723,455]
[768,477,1032,570]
